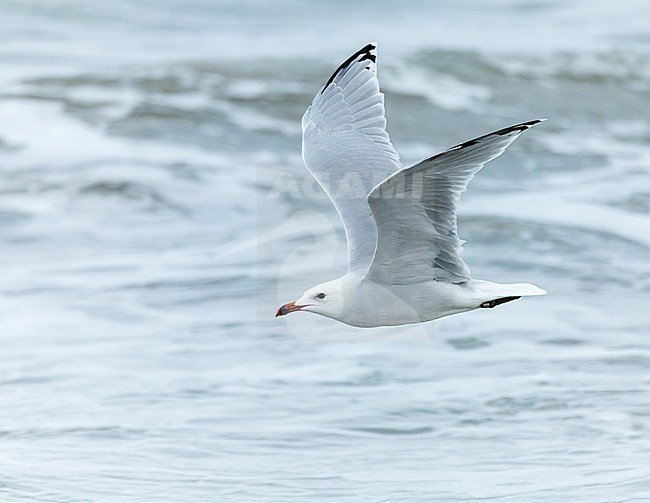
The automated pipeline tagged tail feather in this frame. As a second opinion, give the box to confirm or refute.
[468,280,547,306]
[498,282,547,297]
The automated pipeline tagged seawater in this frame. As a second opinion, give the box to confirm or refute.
[1,1,650,501]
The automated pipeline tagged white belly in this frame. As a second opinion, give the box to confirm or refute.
[337,279,479,328]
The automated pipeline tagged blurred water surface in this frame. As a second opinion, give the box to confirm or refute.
[1,1,650,501]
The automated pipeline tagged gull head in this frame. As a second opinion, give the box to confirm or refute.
[276,278,345,321]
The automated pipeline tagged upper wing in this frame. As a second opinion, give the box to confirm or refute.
[366,120,544,285]
[302,43,401,272]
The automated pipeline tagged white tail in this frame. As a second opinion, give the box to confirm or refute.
[468,279,547,304]
[466,280,547,309]
[498,282,547,297]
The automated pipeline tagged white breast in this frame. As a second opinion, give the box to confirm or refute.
[336,277,478,328]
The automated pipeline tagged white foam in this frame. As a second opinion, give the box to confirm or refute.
[385,64,492,111]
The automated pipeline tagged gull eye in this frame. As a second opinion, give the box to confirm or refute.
[316,292,326,300]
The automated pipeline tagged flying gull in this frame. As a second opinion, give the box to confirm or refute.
[276,43,546,327]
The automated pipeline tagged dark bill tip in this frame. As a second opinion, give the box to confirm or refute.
[275,301,304,318]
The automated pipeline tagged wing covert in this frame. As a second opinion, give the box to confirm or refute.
[366,120,544,285]
[302,43,401,272]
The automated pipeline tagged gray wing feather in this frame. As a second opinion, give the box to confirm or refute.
[366,120,544,285]
[302,43,401,272]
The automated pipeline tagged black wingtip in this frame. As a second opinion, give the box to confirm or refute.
[321,43,377,94]
[422,118,546,163]
[457,119,546,149]
[495,118,546,136]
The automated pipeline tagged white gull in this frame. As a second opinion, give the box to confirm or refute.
[276,43,546,328]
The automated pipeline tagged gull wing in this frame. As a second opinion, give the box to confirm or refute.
[302,43,401,272]
[366,120,544,285]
